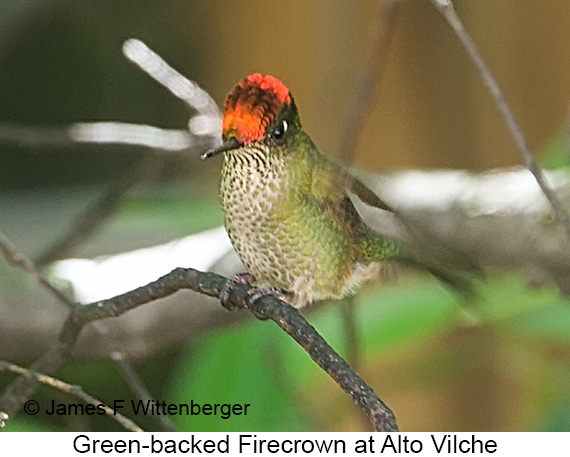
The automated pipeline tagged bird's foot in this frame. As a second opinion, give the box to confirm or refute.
[220,272,255,311]
[220,273,288,320]
[247,286,287,303]
[246,286,289,320]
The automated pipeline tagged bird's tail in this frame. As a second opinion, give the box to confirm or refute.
[395,241,481,297]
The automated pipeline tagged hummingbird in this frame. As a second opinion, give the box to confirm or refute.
[203,73,474,308]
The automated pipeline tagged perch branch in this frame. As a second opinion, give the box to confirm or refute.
[0,267,398,432]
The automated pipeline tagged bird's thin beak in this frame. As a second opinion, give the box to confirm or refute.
[201,137,241,160]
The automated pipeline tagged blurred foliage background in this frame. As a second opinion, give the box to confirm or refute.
[2,0,570,432]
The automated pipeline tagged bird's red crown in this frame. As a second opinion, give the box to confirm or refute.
[222,73,291,145]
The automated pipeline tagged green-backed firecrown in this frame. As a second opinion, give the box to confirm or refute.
[203,73,473,308]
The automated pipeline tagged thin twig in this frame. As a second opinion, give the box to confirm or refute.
[111,352,177,432]
[338,0,402,372]
[340,0,402,163]
[0,361,143,432]
[0,232,73,307]
[0,230,165,432]
[36,153,158,266]
[0,267,398,432]
[429,0,570,242]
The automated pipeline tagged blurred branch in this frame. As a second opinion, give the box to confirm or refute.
[0,229,168,431]
[1,40,224,268]
[340,0,401,163]
[111,352,177,432]
[0,122,196,152]
[0,231,72,307]
[429,0,570,243]
[338,0,402,371]
[9,40,221,267]
[111,352,176,432]
[0,39,226,430]
[339,0,401,369]
[339,298,361,368]
[358,167,570,293]
[0,39,222,158]
[0,360,143,432]
[0,39,222,153]
[0,267,398,432]
[122,38,222,142]
[35,153,159,266]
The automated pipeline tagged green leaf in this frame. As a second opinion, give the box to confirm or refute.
[168,323,310,432]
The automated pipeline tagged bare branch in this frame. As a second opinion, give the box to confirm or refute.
[0,361,143,432]
[337,0,402,371]
[0,229,173,432]
[220,275,398,432]
[0,267,398,432]
[111,352,177,432]
[35,153,159,266]
[340,0,402,163]
[0,231,73,307]
[0,122,196,152]
[429,0,570,243]
[122,38,222,141]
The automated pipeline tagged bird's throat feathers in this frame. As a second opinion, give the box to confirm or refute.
[222,73,293,145]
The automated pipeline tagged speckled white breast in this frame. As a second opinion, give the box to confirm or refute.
[220,147,294,290]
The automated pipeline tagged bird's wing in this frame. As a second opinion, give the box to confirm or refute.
[309,156,393,213]
[347,174,394,213]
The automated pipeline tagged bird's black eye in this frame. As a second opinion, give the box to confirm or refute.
[271,120,288,144]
